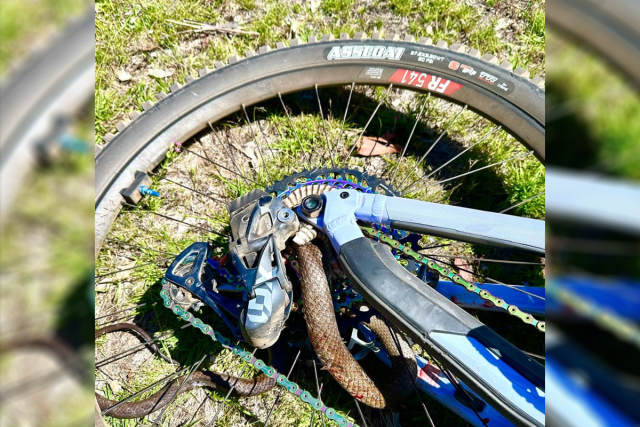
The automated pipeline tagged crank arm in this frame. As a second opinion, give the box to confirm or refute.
[298,190,545,427]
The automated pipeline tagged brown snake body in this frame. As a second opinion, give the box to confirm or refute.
[294,242,417,409]
[96,241,416,419]
[95,323,285,419]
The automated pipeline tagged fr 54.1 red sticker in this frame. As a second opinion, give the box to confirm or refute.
[389,69,463,95]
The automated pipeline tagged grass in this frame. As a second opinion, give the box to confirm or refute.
[547,30,640,180]
[95,0,545,143]
[95,1,545,426]
[0,0,89,76]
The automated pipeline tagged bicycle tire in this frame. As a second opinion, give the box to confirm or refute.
[95,33,545,427]
[96,34,544,245]
[547,0,640,86]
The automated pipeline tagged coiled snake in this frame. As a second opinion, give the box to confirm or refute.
[294,242,417,409]
[95,241,416,418]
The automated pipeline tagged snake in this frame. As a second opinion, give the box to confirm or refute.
[95,323,286,419]
[294,241,417,409]
[96,238,416,418]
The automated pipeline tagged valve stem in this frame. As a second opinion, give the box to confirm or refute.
[139,186,160,197]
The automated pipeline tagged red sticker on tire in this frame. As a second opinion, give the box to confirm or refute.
[389,69,463,95]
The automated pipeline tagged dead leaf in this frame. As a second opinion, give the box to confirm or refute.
[117,69,132,82]
[148,68,173,79]
[309,0,321,12]
[358,133,402,156]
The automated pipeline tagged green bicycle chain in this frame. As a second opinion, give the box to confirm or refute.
[547,281,640,349]
[360,226,546,332]
[159,279,359,427]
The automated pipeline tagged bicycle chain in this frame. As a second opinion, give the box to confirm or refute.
[360,225,546,332]
[159,171,543,423]
[159,279,359,427]
[547,281,640,349]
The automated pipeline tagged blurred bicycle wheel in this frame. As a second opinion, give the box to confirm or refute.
[0,3,94,426]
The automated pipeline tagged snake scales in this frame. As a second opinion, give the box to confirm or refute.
[96,241,416,419]
[294,241,417,409]
[95,323,286,419]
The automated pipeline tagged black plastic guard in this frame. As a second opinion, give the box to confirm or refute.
[338,237,544,427]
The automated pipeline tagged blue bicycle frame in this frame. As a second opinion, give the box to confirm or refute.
[298,189,545,427]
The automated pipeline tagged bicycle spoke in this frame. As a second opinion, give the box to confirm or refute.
[383,320,436,427]
[96,366,135,395]
[344,85,394,162]
[401,125,500,192]
[389,95,430,182]
[278,93,313,170]
[421,242,455,251]
[104,239,178,257]
[242,104,274,183]
[95,301,158,321]
[309,359,326,427]
[315,85,336,168]
[397,104,468,189]
[186,395,209,426]
[95,313,139,327]
[522,350,545,360]
[185,147,261,187]
[121,203,229,239]
[148,351,209,423]
[95,257,173,280]
[353,399,369,427]
[256,113,279,162]
[499,190,545,214]
[95,325,187,368]
[422,254,545,300]
[335,83,355,153]
[434,359,486,427]
[401,150,534,195]
[101,365,192,416]
[150,172,229,205]
[423,254,544,265]
[205,347,258,427]
[210,123,253,188]
[484,277,545,300]
[263,348,302,426]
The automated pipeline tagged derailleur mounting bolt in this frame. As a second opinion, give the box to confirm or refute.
[301,195,324,218]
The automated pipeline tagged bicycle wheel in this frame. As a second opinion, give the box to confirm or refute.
[0,11,95,221]
[95,33,545,427]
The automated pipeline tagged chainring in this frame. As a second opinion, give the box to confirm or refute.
[265,167,397,205]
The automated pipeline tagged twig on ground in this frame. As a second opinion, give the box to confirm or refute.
[166,19,259,36]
